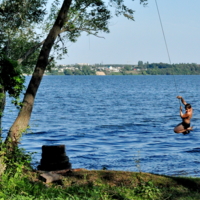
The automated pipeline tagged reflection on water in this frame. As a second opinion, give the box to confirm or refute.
[2,75,200,176]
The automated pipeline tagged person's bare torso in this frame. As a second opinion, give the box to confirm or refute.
[183,108,193,124]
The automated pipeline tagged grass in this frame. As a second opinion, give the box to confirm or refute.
[1,146,200,199]
[1,168,200,200]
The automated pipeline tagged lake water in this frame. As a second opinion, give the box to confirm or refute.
[2,75,200,177]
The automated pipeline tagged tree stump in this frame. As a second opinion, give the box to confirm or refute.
[38,145,72,171]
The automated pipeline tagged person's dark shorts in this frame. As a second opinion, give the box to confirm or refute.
[181,121,190,129]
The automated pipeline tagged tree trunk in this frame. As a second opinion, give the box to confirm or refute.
[17,40,45,65]
[5,0,72,148]
[0,87,6,137]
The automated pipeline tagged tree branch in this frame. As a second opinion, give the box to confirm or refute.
[17,40,45,64]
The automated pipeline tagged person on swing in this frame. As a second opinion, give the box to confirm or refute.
[174,96,193,134]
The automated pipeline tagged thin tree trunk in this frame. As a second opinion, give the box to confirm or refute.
[0,87,6,137]
[17,40,45,64]
[5,0,72,148]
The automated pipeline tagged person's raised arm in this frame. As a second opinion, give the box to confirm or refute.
[179,106,189,119]
[177,96,187,105]
[180,106,184,118]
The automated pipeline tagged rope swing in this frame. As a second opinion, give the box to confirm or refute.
[154,0,181,106]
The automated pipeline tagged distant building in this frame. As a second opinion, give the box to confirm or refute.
[96,71,106,75]
[77,63,90,66]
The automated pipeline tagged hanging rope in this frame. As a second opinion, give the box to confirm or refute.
[155,0,181,105]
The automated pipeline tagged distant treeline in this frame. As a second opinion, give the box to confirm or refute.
[49,62,200,75]
[64,66,96,75]
[142,63,200,75]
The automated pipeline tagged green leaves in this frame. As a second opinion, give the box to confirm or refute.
[0,54,25,108]
[0,0,48,75]
[0,0,47,29]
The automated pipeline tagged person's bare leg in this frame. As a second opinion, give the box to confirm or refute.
[183,127,193,135]
[174,124,185,133]
[187,126,193,131]
[175,130,187,133]
[174,124,193,133]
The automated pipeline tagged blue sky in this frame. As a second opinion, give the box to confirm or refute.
[50,0,200,65]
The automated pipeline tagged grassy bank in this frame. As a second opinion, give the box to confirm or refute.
[1,167,200,200]
[0,147,199,199]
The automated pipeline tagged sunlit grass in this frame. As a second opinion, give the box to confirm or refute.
[1,146,200,199]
